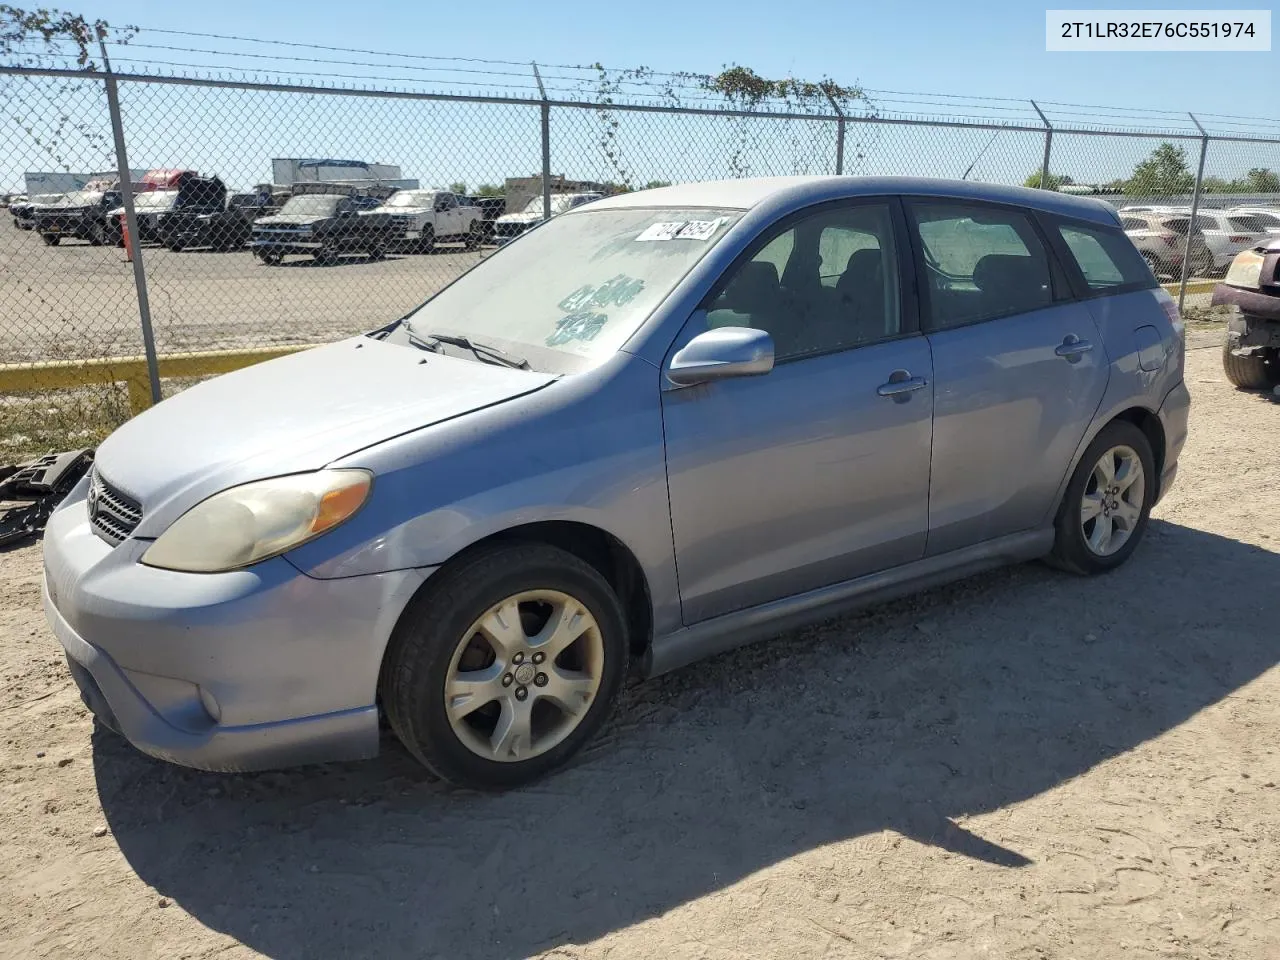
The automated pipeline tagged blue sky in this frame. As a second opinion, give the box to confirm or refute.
[78,0,1276,116]
[4,1,1279,192]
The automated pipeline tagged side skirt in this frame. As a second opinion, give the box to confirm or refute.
[643,528,1055,679]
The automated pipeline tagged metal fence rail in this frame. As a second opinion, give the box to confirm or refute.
[3,61,1280,455]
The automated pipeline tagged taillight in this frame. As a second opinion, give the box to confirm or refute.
[1229,235,1251,243]
[1162,236,1179,247]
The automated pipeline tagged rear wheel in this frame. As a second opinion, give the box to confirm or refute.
[167,241,184,253]
[1222,342,1279,389]
[464,220,481,250]
[1141,251,1165,279]
[367,243,386,261]
[256,249,283,266]
[1048,420,1155,575]
[315,245,339,266]
[40,233,59,246]
[380,542,628,790]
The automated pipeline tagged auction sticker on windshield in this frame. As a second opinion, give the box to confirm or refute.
[635,218,730,242]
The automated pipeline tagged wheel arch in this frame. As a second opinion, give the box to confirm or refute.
[394,519,654,664]
[1049,403,1167,527]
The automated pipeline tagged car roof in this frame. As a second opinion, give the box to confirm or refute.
[584,175,1122,225]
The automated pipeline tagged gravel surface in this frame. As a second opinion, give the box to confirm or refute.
[1,333,1278,960]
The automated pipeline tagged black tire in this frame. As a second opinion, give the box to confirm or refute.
[367,243,386,261]
[464,220,481,250]
[379,542,628,790]
[1141,251,1164,279]
[40,233,59,246]
[1222,342,1278,390]
[87,221,105,246]
[417,225,435,254]
[1048,420,1156,576]
[167,241,184,253]
[257,250,283,266]
[315,246,339,266]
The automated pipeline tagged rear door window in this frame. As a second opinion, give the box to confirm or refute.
[1228,216,1266,233]
[1055,221,1156,291]
[908,201,1057,330]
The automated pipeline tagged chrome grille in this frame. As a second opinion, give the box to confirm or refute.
[87,469,143,545]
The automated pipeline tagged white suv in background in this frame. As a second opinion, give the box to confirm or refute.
[367,189,482,252]
[1195,210,1270,272]
[1226,206,1280,237]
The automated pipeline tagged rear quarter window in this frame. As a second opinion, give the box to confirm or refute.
[1056,221,1156,291]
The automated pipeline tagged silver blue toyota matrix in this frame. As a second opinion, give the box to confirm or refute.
[42,176,1190,790]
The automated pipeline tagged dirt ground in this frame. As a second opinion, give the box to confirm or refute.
[1,338,1278,960]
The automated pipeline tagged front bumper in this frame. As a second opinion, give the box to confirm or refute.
[251,237,323,254]
[41,478,431,772]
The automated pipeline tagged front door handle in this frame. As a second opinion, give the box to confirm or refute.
[877,372,929,399]
[1055,335,1094,362]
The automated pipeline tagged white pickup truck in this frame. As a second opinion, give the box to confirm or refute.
[365,189,482,252]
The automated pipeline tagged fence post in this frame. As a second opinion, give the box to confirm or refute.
[532,62,551,220]
[1179,113,1209,314]
[97,32,161,408]
[824,89,846,176]
[1030,100,1052,189]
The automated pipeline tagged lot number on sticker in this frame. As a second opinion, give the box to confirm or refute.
[636,218,727,242]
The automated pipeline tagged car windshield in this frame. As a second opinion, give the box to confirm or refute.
[386,191,435,208]
[280,195,342,215]
[402,206,741,371]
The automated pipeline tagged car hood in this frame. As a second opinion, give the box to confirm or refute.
[496,212,545,225]
[254,214,326,227]
[370,206,430,215]
[94,337,557,536]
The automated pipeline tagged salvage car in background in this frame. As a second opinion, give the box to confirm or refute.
[492,191,603,244]
[465,195,507,242]
[250,185,396,265]
[158,189,276,252]
[1214,236,1280,388]
[105,189,179,246]
[41,176,1188,791]
[32,189,122,246]
[1120,212,1214,279]
[365,189,483,252]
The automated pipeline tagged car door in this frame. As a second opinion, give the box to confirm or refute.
[438,192,460,236]
[906,198,1109,556]
[662,199,934,624]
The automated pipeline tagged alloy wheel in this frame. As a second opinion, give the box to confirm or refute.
[444,589,604,763]
[1080,444,1145,557]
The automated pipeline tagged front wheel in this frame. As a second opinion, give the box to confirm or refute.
[1048,420,1155,575]
[380,542,628,790]
[416,225,435,254]
[40,233,60,246]
[256,249,283,266]
[1222,342,1279,389]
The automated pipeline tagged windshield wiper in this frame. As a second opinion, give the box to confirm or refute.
[409,329,530,370]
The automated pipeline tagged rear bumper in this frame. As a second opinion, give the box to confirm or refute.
[41,480,431,772]
[1155,379,1190,505]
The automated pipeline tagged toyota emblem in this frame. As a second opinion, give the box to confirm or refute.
[86,482,99,522]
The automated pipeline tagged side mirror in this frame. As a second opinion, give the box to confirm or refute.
[667,326,774,386]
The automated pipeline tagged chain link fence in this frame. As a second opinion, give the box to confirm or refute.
[3,62,1280,455]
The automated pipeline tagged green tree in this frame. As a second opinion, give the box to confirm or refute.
[1200,176,1231,193]
[1245,167,1280,193]
[448,182,468,196]
[1126,143,1195,196]
[643,180,673,189]
[1024,171,1074,190]
[474,183,504,197]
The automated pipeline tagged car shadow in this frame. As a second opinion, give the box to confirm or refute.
[95,520,1280,959]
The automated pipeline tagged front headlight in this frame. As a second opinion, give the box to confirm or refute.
[1224,249,1265,290]
[141,470,372,573]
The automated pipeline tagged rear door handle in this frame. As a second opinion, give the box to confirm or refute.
[1055,335,1094,362]
[877,374,929,399]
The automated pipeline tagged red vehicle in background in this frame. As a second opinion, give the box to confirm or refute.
[139,169,199,192]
